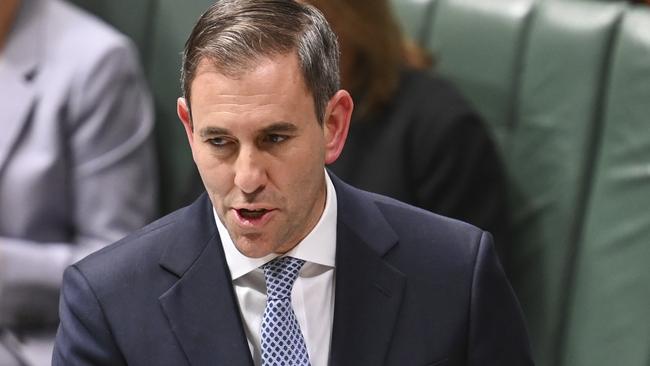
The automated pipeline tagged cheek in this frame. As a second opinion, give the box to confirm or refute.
[195,156,233,196]
[281,145,324,180]
[203,171,234,218]
[283,149,324,197]
[190,140,208,165]
[202,171,229,193]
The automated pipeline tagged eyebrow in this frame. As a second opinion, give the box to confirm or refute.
[199,127,230,138]
[261,122,299,134]
[198,122,298,138]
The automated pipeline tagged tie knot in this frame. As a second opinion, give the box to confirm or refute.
[261,256,305,300]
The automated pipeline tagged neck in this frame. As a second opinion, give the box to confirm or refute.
[0,0,21,53]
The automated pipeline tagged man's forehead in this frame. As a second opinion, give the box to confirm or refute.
[193,51,299,79]
[189,53,312,102]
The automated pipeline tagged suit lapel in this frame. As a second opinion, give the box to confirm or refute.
[329,176,406,366]
[158,195,254,366]
[155,177,407,365]
[0,0,41,173]
[0,70,36,174]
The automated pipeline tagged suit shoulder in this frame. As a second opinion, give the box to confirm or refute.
[74,206,189,275]
[373,189,482,233]
[41,0,139,77]
[367,189,486,256]
[365,192,494,296]
[48,0,131,49]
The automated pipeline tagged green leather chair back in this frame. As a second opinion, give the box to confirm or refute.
[145,0,215,212]
[390,0,437,42]
[427,0,535,151]
[507,3,624,365]
[562,7,650,366]
[422,1,650,365]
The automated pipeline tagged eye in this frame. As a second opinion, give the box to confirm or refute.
[208,137,230,147]
[264,134,289,144]
[207,136,235,148]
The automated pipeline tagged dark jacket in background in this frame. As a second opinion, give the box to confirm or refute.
[329,68,511,266]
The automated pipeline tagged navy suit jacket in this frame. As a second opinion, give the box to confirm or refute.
[53,175,533,365]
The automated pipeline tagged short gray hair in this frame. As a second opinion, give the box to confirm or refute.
[181,0,340,124]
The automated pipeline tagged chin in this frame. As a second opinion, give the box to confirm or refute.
[233,238,271,258]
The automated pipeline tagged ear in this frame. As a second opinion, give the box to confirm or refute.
[323,90,353,164]
[177,97,194,149]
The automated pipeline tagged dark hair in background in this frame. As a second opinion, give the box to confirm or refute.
[306,0,432,119]
[180,0,340,124]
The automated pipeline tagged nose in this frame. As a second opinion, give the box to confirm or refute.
[233,147,267,195]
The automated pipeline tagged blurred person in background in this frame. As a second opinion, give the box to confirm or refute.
[0,0,157,364]
[305,0,511,261]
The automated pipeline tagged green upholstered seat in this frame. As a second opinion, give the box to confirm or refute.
[390,0,437,43]
[145,0,216,213]
[423,1,648,365]
[426,0,535,151]
[562,7,650,366]
[507,3,624,365]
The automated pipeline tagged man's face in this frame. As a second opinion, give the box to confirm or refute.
[178,53,351,258]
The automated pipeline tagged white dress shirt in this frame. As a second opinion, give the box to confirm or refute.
[215,172,337,366]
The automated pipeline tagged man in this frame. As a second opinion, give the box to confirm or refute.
[1,0,157,364]
[53,1,533,365]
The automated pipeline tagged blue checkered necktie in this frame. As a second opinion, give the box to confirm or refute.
[260,256,311,366]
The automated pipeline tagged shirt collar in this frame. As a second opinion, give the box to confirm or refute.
[216,170,338,280]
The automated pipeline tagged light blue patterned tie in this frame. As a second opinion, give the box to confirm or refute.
[260,256,311,366]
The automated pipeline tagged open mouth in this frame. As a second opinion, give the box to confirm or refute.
[237,208,271,220]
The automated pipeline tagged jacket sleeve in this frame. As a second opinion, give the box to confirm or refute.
[467,231,535,365]
[52,265,125,366]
